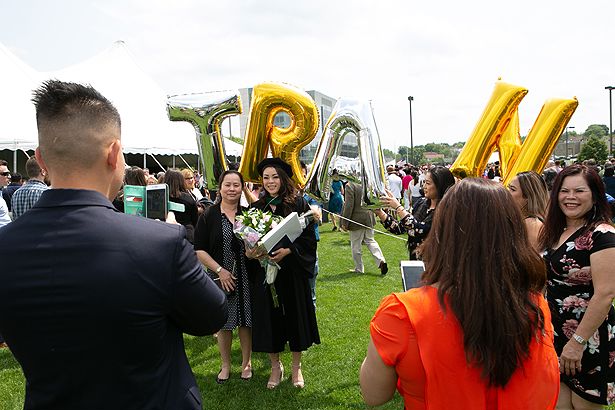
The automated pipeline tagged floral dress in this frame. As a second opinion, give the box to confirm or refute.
[544,223,615,405]
[381,197,433,260]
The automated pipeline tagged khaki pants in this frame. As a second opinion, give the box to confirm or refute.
[349,228,385,273]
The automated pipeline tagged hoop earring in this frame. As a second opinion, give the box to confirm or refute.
[592,204,597,221]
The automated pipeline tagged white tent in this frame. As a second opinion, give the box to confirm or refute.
[0,41,218,156]
[0,42,40,151]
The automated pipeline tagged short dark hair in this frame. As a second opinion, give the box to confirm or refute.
[25,157,43,179]
[32,80,121,170]
[0,160,8,167]
[215,170,245,209]
[605,164,614,178]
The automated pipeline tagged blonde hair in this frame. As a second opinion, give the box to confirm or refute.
[516,171,548,220]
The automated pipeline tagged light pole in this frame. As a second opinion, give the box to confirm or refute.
[606,86,614,156]
[407,96,414,164]
[565,126,575,159]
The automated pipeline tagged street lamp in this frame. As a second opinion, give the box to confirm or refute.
[407,96,414,164]
[565,126,575,159]
[606,86,614,156]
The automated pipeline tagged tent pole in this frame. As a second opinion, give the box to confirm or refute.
[177,154,193,172]
[172,156,176,169]
[148,154,165,172]
[143,153,146,169]
[13,149,17,172]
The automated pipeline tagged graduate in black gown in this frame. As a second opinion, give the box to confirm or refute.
[246,158,320,390]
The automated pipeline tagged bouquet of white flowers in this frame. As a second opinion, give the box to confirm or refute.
[234,208,317,308]
[234,208,284,307]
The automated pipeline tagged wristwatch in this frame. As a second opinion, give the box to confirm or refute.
[215,266,222,274]
[572,333,587,346]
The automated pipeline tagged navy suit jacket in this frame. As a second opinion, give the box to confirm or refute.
[0,189,227,410]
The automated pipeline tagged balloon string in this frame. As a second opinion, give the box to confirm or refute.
[321,208,408,242]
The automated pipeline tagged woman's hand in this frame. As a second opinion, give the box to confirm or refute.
[245,246,266,260]
[218,268,237,292]
[559,340,585,376]
[379,189,400,210]
[269,248,291,263]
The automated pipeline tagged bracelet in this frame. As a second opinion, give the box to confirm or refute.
[215,266,222,274]
[572,333,587,346]
[396,205,404,212]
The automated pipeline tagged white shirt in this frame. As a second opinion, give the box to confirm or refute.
[387,173,403,199]
[0,197,11,228]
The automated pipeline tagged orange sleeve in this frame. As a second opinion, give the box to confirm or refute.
[370,294,412,367]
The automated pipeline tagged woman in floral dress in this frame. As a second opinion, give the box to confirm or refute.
[375,166,455,260]
[540,165,615,408]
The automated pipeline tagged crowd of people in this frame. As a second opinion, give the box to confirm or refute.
[1,79,615,410]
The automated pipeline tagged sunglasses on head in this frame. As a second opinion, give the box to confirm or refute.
[0,172,10,177]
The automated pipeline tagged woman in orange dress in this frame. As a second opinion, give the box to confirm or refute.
[360,178,560,409]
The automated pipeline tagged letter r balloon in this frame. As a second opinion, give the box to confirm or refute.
[238,83,319,186]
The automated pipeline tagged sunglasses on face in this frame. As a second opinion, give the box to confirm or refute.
[0,172,10,177]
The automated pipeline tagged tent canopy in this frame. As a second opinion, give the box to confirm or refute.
[0,41,243,157]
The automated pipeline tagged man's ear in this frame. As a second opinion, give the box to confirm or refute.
[34,148,48,173]
[106,140,122,169]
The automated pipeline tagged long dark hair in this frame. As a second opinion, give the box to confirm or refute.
[165,169,186,198]
[261,165,298,210]
[539,165,612,250]
[125,166,147,186]
[216,170,244,211]
[421,178,546,387]
[428,166,456,201]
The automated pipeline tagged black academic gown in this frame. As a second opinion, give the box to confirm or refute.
[249,196,320,353]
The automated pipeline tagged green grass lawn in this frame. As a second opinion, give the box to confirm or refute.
[0,224,407,410]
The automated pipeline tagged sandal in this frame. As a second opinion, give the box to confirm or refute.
[241,364,253,380]
[266,362,284,389]
[292,363,304,389]
[216,366,230,384]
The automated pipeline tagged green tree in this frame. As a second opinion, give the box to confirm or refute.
[578,135,608,162]
[382,148,397,161]
[584,124,609,138]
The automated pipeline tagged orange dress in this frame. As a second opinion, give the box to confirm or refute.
[370,286,559,409]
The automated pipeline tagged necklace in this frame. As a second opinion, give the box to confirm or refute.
[564,224,584,231]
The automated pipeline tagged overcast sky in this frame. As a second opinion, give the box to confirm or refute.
[2,0,614,152]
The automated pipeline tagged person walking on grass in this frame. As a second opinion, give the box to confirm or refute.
[341,181,388,275]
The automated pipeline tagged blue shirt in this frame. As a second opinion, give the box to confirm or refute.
[11,179,49,220]
[303,193,321,241]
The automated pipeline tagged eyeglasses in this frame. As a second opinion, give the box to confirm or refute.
[0,172,10,177]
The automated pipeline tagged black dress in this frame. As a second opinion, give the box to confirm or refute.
[249,196,320,353]
[544,223,615,405]
[194,204,251,331]
[170,192,199,243]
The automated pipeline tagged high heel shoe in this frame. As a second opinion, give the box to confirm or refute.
[240,364,252,380]
[292,363,304,389]
[266,362,284,389]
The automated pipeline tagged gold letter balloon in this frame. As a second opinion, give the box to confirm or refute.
[451,79,578,184]
[305,99,387,209]
[238,82,319,187]
[167,91,242,189]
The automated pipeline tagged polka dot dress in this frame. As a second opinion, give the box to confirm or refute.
[220,214,251,330]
